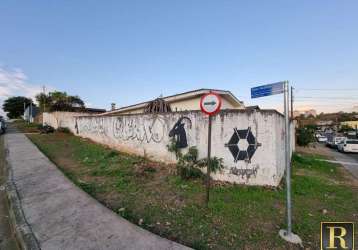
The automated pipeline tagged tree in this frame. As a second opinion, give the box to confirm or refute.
[2,96,33,119]
[35,93,52,112]
[35,91,85,112]
[339,124,354,133]
[297,126,315,146]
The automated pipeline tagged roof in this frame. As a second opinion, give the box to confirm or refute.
[245,105,260,111]
[102,88,244,115]
[72,107,106,113]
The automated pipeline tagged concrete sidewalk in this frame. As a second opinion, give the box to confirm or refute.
[4,129,191,250]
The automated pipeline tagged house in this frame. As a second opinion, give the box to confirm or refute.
[340,120,358,129]
[102,88,244,115]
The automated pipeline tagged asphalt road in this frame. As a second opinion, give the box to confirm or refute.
[325,145,358,179]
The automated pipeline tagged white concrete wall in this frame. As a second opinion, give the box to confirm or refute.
[43,112,95,132]
[42,110,295,187]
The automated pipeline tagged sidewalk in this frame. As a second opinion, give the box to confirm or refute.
[0,135,19,250]
[4,128,191,250]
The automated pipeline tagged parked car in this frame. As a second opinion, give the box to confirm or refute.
[326,136,346,148]
[0,117,6,134]
[337,139,358,153]
[316,135,328,143]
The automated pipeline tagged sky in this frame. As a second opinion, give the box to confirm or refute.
[1,0,358,117]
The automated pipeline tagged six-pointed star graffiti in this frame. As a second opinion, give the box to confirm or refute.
[225,127,261,162]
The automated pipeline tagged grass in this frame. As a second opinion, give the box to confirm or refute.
[25,131,358,250]
[12,120,42,133]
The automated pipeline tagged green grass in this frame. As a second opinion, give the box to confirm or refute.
[13,120,42,133]
[27,132,358,250]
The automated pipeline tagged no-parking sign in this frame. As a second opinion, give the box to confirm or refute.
[200,93,222,115]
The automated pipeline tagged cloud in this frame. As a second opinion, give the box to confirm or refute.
[0,66,53,117]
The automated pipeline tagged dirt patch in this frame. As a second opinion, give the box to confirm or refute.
[296,143,334,159]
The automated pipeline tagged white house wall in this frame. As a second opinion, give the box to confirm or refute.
[43,110,294,186]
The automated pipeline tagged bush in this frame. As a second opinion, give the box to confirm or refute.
[168,142,225,180]
[177,147,203,179]
[40,125,55,134]
[297,127,314,146]
[57,127,71,133]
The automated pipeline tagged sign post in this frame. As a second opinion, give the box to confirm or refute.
[200,92,222,206]
[251,81,302,246]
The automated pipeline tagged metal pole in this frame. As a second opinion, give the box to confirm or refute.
[30,101,33,123]
[43,85,46,112]
[206,115,212,206]
[290,86,294,120]
[284,81,292,234]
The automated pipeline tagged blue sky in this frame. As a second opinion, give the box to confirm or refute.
[1,0,358,115]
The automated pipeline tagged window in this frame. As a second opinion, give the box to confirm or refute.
[347,140,358,144]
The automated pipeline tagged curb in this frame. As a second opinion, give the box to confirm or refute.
[4,140,41,250]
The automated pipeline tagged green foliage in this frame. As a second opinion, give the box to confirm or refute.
[297,126,315,146]
[166,138,182,158]
[292,153,339,177]
[198,157,225,174]
[339,124,354,133]
[36,90,85,112]
[57,127,71,133]
[177,147,203,179]
[2,96,33,119]
[167,140,224,179]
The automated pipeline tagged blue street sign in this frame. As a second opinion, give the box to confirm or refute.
[251,81,285,98]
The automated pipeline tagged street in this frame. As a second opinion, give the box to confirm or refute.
[317,143,358,179]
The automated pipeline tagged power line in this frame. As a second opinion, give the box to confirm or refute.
[296,88,358,91]
[295,97,358,100]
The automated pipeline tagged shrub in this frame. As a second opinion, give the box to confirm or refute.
[177,147,203,179]
[57,127,71,133]
[297,127,314,146]
[167,141,225,180]
[40,125,55,134]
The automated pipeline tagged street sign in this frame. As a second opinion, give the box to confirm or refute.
[251,81,302,245]
[200,92,222,206]
[251,81,284,99]
[200,93,222,115]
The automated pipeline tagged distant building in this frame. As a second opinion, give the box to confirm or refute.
[340,120,358,129]
[293,109,317,118]
[102,88,245,115]
[316,120,334,132]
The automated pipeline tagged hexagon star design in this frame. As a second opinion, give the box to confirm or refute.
[225,127,262,163]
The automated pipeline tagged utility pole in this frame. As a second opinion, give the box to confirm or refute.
[43,85,46,112]
[290,86,294,120]
[30,100,33,123]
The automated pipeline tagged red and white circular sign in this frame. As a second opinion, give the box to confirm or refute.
[200,92,222,115]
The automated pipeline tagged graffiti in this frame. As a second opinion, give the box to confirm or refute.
[75,119,79,134]
[169,116,192,148]
[78,118,107,136]
[225,127,262,162]
[113,116,165,143]
[230,165,259,179]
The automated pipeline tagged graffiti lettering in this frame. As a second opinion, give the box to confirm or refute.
[78,118,107,136]
[230,165,259,179]
[113,116,165,143]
